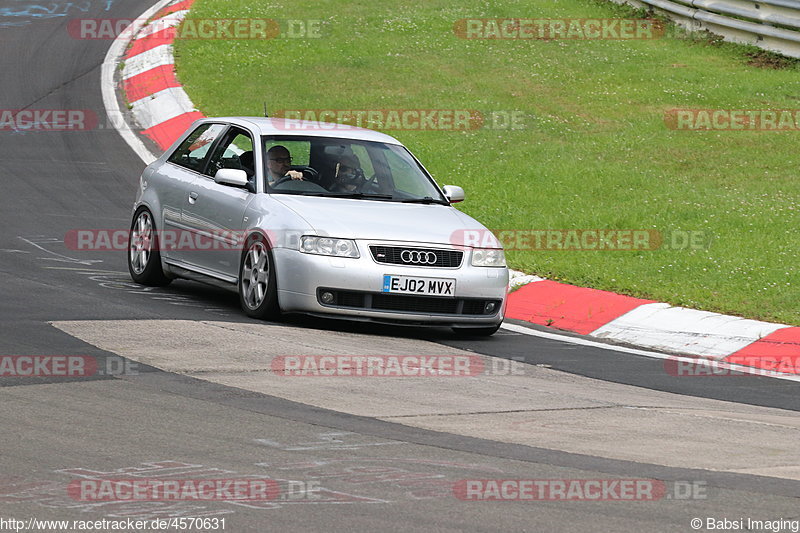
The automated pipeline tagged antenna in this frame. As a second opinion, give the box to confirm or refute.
[263,102,269,118]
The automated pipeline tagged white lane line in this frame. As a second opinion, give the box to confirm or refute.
[500,322,800,383]
[101,0,173,165]
[43,267,126,272]
[18,237,103,266]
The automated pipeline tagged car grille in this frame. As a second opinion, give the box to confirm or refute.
[317,289,501,316]
[373,293,458,314]
[369,246,463,268]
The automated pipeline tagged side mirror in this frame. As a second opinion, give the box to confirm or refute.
[214,168,249,188]
[442,185,465,203]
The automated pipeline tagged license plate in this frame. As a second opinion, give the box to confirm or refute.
[382,275,456,297]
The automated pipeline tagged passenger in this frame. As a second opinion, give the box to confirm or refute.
[238,150,256,192]
[329,154,365,192]
[238,150,254,176]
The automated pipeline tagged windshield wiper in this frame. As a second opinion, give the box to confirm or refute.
[328,193,395,200]
[401,197,450,205]
[269,190,330,197]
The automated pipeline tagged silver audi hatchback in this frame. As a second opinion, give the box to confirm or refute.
[128,117,508,335]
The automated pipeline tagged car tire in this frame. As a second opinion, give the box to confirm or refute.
[451,324,501,337]
[239,235,281,320]
[128,207,172,286]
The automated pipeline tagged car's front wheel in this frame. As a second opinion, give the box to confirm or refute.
[128,207,171,286]
[452,324,501,337]
[239,236,280,320]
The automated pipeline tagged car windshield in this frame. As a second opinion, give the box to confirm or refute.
[261,135,448,203]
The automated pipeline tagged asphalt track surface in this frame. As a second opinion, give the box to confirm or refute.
[0,1,799,531]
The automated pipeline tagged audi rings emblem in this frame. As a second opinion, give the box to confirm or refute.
[401,250,437,265]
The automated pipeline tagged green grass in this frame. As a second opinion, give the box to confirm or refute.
[174,0,800,325]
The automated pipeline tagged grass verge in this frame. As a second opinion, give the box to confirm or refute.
[174,0,800,324]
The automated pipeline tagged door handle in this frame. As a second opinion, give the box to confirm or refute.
[188,192,199,205]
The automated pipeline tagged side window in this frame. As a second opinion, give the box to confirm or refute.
[167,123,227,173]
[205,128,255,179]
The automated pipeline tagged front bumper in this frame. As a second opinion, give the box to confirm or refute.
[273,241,508,326]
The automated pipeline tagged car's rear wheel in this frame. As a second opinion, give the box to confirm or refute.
[239,236,280,320]
[452,324,501,337]
[128,208,171,286]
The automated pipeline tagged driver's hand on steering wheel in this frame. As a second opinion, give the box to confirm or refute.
[285,170,304,180]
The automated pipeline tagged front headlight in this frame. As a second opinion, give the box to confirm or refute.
[471,248,506,267]
[300,236,360,258]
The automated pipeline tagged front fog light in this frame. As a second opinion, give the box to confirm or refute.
[471,248,506,267]
[300,236,360,258]
[485,302,496,313]
[321,291,335,304]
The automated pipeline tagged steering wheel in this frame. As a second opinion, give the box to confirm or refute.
[272,175,297,187]
[272,166,320,187]
[294,166,320,182]
[358,174,383,193]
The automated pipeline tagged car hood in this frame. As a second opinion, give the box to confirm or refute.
[272,195,494,246]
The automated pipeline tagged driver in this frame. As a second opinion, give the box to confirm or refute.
[329,154,365,192]
[266,145,304,186]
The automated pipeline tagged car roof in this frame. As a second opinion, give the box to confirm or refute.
[210,117,405,145]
